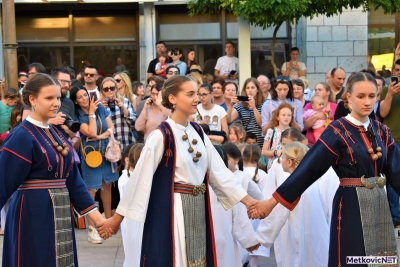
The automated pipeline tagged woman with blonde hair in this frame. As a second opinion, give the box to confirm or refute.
[100,77,136,150]
[113,72,134,107]
[303,82,337,145]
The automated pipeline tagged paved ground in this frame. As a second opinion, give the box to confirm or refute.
[0,227,278,266]
[1,228,400,266]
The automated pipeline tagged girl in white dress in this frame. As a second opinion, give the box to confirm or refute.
[99,75,259,267]
[117,143,144,267]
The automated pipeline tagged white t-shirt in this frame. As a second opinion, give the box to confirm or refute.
[281,61,306,79]
[87,87,100,101]
[214,56,239,82]
[193,104,227,131]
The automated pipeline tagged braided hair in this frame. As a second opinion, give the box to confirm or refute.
[242,144,261,183]
[282,141,308,169]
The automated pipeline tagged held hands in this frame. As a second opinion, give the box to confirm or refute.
[97,216,120,239]
[247,198,277,219]
[246,243,261,253]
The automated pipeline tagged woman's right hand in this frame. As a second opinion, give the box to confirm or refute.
[89,97,100,114]
[144,98,153,110]
[230,96,239,106]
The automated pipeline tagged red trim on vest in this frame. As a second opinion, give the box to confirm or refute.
[3,147,32,164]
[272,191,300,211]
[18,194,25,267]
[319,139,340,165]
[337,197,343,267]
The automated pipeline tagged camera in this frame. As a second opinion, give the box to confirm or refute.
[107,97,116,111]
[64,115,81,133]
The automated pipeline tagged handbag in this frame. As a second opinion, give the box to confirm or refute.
[105,128,121,163]
[82,113,103,168]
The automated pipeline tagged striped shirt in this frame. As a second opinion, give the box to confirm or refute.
[235,100,266,148]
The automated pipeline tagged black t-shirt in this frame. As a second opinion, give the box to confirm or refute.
[335,87,344,103]
[147,57,173,75]
[58,97,76,138]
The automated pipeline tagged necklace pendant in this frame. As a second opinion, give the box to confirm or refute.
[61,149,69,157]
[196,151,202,157]
[370,154,378,161]
[193,157,199,162]
[192,139,198,145]
[377,152,382,158]
[182,134,188,141]
[188,147,194,153]
[52,142,58,148]
[376,146,382,152]
[56,146,63,152]
[367,148,373,154]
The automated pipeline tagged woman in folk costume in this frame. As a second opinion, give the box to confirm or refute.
[0,73,106,267]
[249,72,400,267]
[99,75,259,267]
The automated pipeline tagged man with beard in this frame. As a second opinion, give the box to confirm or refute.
[51,67,80,150]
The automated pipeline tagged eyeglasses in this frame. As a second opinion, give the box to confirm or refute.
[115,79,122,83]
[197,93,210,98]
[102,86,116,92]
[150,92,159,97]
[84,73,96,77]
[58,79,71,86]
[168,71,179,75]
[259,82,270,86]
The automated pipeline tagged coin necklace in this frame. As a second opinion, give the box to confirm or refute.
[175,121,202,162]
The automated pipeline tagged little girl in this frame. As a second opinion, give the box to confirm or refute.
[261,102,294,170]
[0,107,22,142]
[303,95,331,141]
[228,122,246,145]
[117,143,144,267]
[242,143,269,267]
[155,53,169,77]
[210,142,263,267]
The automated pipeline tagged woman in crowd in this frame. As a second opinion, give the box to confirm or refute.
[303,82,337,145]
[169,47,187,75]
[70,85,119,244]
[227,78,266,148]
[113,72,135,110]
[291,78,309,107]
[261,76,303,135]
[98,75,258,267]
[131,81,145,112]
[99,77,136,150]
[224,82,238,109]
[193,83,228,137]
[250,72,400,267]
[0,73,106,266]
[135,83,171,141]
[0,88,20,134]
[184,48,197,74]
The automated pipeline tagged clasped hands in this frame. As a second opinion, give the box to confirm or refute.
[246,198,277,220]
[96,216,121,240]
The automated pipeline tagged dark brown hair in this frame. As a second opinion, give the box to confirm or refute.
[3,88,19,100]
[242,144,261,183]
[241,77,264,109]
[9,107,22,130]
[280,127,304,142]
[162,75,193,110]
[22,73,60,108]
[127,143,145,177]
[341,72,377,109]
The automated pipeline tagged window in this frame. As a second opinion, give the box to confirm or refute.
[16,17,69,42]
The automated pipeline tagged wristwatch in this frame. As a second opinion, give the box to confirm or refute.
[89,114,96,119]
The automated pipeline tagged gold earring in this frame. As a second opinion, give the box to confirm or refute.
[32,105,36,112]
[173,104,176,110]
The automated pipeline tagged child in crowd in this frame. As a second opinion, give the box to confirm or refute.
[155,53,169,77]
[303,95,331,141]
[0,107,22,142]
[0,88,20,135]
[241,143,269,266]
[211,143,263,267]
[245,132,257,145]
[261,103,294,170]
[118,143,144,267]
[203,74,214,84]
[228,122,246,145]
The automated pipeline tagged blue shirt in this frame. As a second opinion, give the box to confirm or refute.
[261,98,304,130]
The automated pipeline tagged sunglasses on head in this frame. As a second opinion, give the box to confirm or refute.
[275,76,290,82]
[102,86,116,92]
[115,79,122,83]
[189,69,203,75]
[84,73,96,77]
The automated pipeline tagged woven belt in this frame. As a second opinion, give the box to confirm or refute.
[18,179,67,190]
[340,175,386,189]
[174,183,206,196]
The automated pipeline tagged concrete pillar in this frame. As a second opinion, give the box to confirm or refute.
[2,0,17,90]
[139,2,154,85]
[238,14,251,91]
[0,6,4,79]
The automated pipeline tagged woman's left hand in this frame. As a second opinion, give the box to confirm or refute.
[247,96,256,109]
[115,98,123,109]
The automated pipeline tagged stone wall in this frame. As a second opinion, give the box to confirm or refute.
[304,7,368,89]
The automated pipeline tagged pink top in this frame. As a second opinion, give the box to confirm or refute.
[135,106,171,141]
[303,102,337,145]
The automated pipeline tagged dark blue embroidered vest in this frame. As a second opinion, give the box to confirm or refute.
[140,121,217,267]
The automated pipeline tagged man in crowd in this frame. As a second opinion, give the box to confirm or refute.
[84,65,99,101]
[257,75,271,100]
[281,47,306,79]
[27,62,46,76]
[214,41,239,83]
[165,65,180,79]
[328,67,346,102]
[211,78,226,110]
[147,41,172,78]
[379,59,400,229]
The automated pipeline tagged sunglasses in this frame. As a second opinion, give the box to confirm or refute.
[275,76,290,82]
[84,73,96,77]
[115,79,122,83]
[171,52,180,56]
[102,86,116,92]
[168,71,179,75]
[189,69,203,75]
